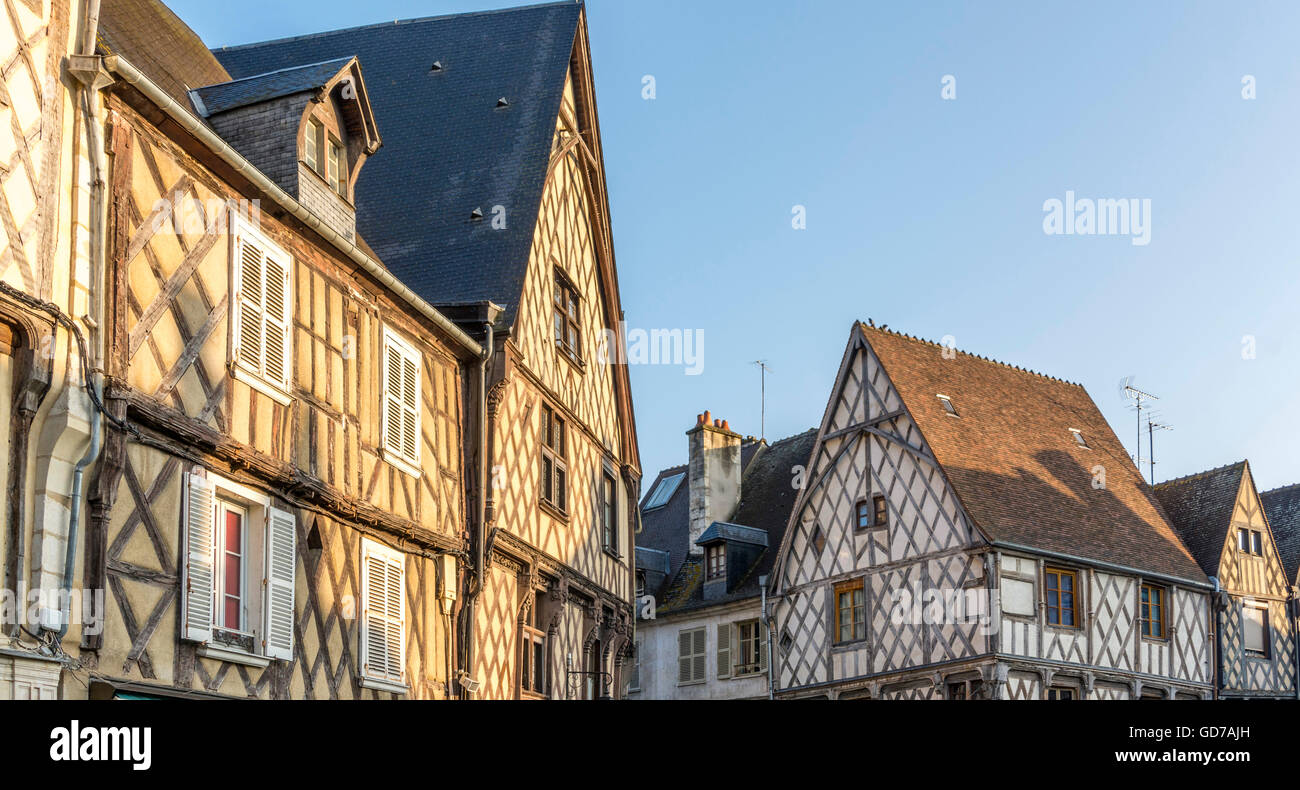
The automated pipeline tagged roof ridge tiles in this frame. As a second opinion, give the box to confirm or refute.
[860,322,1084,387]
[1262,482,1300,495]
[1153,460,1248,490]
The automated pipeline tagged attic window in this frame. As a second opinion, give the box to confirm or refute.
[496,97,510,108]
[937,394,959,417]
[1069,429,1090,449]
[429,61,443,72]
[644,472,684,510]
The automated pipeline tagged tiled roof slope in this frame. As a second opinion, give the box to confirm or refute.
[213,2,583,326]
[645,430,817,616]
[1262,483,1300,584]
[861,325,1206,584]
[98,0,232,107]
[1152,462,1246,579]
[192,58,356,116]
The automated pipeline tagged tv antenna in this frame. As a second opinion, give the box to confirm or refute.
[753,360,772,440]
[1121,380,1161,482]
[1147,418,1173,484]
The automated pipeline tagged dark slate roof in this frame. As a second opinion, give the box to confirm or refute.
[697,522,768,548]
[98,0,233,107]
[1262,483,1300,584]
[861,325,1208,585]
[1152,462,1247,579]
[213,2,583,326]
[634,546,669,575]
[192,58,356,116]
[642,429,817,616]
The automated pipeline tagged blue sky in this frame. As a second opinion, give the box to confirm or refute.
[172,0,1300,491]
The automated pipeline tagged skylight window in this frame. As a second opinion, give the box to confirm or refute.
[644,472,684,510]
[937,394,959,417]
[1070,429,1090,449]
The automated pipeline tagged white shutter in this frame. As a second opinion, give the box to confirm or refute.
[234,232,265,374]
[263,505,296,660]
[382,330,422,468]
[262,255,291,391]
[362,541,405,684]
[400,354,418,463]
[181,473,215,643]
[716,622,731,679]
[383,344,401,454]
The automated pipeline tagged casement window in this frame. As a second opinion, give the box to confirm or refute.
[602,470,618,554]
[1069,428,1090,449]
[705,543,726,582]
[180,470,296,663]
[1044,568,1078,628]
[677,627,706,685]
[539,403,567,514]
[1047,687,1076,700]
[1238,528,1250,552]
[937,394,959,417]
[1140,584,1166,639]
[947,678,983,699]
[1244,603,1269,658]
[327,136,346,197]
[360,539,406,691]
[304,118,321,174]
[230,214,292,404]
[381,327,422,476]
[855,499,870,530]
[553,270,582,362]
[735,619,766,676]
[834,579,865,644]
[643,472,684,509]
[520,618,547,698]
[1251,531,1263,555]
[872,494,887,527]
[585,638,603,699]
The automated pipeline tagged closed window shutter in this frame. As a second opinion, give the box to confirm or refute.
[234,234,265,374]
[758,623,768,672]
[181,473,215,643]
[384,555,405,680]
[263,505,296,660]
[716,623,731,679]
[363,545,405,683]
[382,332,421,467]
[262,255,290,391]
[383,344,402,454]
[692,628,706,683]
[677,631,692,683]
[400,354,418,462]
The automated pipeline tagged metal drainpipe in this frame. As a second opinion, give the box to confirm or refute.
[461,319,492,697]
[760,575,774,699]
[54,0,106,640]
[1210,576,1223,699]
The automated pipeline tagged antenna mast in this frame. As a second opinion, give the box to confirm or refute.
[1123,382,1161,483]
[1148,419,1173,484]
[753,360,772,440]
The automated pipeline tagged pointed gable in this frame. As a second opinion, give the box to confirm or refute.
[213,2,582,325]
[1153,462,1247,578]
[859,324,1205,583]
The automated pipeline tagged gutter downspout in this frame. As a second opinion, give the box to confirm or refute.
[760,575,774,700]
[460,304,498,698]
[53,0,106,640]
[99,54,481,359]
[1210,576,1223,700]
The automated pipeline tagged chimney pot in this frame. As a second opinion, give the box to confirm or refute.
[721,420,730,431]
[703,410,711,425]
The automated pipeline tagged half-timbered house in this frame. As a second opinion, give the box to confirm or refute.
[1155,462,1298,699]
[29,0,486,699]
[632,416,814,699]
[213,1,642,699]
[769,323,1214,700]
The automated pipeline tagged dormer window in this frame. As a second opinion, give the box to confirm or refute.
[938,394,959,417]
[327,136,346,197]
[705,543,726,581]
[304,118,321,173]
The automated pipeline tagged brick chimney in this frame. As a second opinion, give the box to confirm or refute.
[686,411,742,555]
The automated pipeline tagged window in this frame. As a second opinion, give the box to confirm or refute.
[1069,428,1089,449]
[644,472,683,510]
[1140,584,1165,638]
[361,539,406,690]
[937,394,958,417]
[873,494,887,527]
[1238,528,1250,552]
[705,543,726,581]
[520,604,546,697]
[304,118,321,174]
[677,627,706,685]
[1244,604,1269,658]
[230,214,292,403]
[948,682,968,700]
[327,137,345,197]
[627,639,641,693]
[735,619,766,676]
[834,579,865,643]
[1044,568,1077,628]
[947,678,983,699]
[180,470,296,662]
[381,328,421,475]
[1047,687,1076,700]
[539,404,567,514]
[553,270,581,362]
[635,570,646,598]
[1251,531,1263,556]
[602,470,618,554]
[855,500,870,530]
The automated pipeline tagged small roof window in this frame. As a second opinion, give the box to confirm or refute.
[644,472,684,510]
[937,394,959,417]
[1069,428,1090,449]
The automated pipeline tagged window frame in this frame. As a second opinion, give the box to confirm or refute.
[1140,583,1167,640]
[214,498,250,636]
[1250,530,1263,556]
[520,624,547,698]
[539,403,568,516]
[833,578,866,645]
[380,326,423,478]
[1043,567,1079,629]
[601,469,619,556]
[705,543,726,582]
[359,538,408,693]
[1046,686,1077,700]
[327,135,346,198]
[304,118,322,175]
[552,268,583,364]
[734,619,765,677]
[1243,602,1269,658]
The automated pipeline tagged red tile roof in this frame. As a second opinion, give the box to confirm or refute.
[861,324,1206,584]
